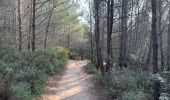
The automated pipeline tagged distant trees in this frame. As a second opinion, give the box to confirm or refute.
[0,0,85,52]
[88,0,170,98]
[90,0,170,72]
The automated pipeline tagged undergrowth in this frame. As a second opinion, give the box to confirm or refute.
[84,62,154,100]
[0,39,69,100]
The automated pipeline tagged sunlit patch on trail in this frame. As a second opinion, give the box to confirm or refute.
[39,60,97,100]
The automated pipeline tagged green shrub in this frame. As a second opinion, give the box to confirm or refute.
[123,90,150,100]
[0,61,18,99]
[69,51,81,60]
[10,82,32,100]
[84,62,97,74]
[0,39,68,100]
[0,43,21,63]
[92,68,152,100]
[116,70,141,90]
[31,77,47,95]
[0,61,16,77]
[53,47,69,59]
[17,66,45,82]
[22,47,68,75]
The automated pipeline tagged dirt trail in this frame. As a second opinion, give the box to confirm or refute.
[39,60,98,100]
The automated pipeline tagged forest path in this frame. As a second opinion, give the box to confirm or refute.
[39,60,98,100]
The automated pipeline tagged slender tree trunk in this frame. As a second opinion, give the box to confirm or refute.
[44,12,52,49]
[67,34,70,49]
[12,8,16,47]
[132,1,139,53]
[94,0,104,75]
[28,1,32,51]
[128,2,134,54]
[146,36,152,71]
[32,0,36,51]
[89,1,94,63]
[123,0,128,68]
[118,0,128,68]
[158,0,164,71]
[18,0,22,51]
[151,0,160,99]
[28,18,32,50]
[167,9,170,71]
[106,0,114,71]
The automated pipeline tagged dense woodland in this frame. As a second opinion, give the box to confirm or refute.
[0,0,170,100]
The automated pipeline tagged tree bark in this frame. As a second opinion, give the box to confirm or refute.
[167,9,170,71]
[146,36,152,70]
[151,0,160,99]
[32,0,36,51]
[158,0,164,71]
[118,0,128,68]
[18,0,22,51]
[106,0,114,71]
[28,1,33,51]
[44,12,52,49]
[94,0,104,75]
[89,1,94,63]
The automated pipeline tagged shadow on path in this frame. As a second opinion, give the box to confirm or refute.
[39,60,98,100]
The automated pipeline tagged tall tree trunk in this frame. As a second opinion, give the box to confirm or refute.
[167,9,170,71]
[89,1,94,63]
[18,0,22,51]
[67,34,70,49]
[32,0,36,51]
[146,36,152,71]
[106,0,114,71]
[158,0,164,71]
[118,0,128,68]
[44,12,52,49]
[12,8,16,47]
[28,1,32,51]
[151,0,160,99]
[28,18,32,50]
[132,0,140,53]
[94,0,104,75]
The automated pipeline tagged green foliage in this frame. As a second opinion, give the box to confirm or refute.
[123,90,149,100]
[31,77,47,95]
[0,41,68,99]
[91,68,152,100]
[114,70,142,90]
[160,71,170,99]
[10,82,32,100]
[69,48,89,60]
[69,51,81,60]
[84,62,97,74]
[0,61,16,77]
[0,43,21,63]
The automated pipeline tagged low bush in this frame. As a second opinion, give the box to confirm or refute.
[84,62,97,74]
[69,51,81,60]
[0,40,68,100]
[68,48,89,60]
[122,90,149,100]
[84,62,153,100]
[10,82,32,100]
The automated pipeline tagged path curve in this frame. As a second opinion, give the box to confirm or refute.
[39,60,98,100]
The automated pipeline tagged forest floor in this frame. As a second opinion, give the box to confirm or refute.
[39,60,98,100]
